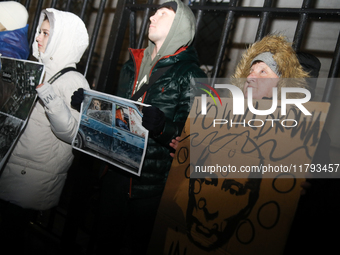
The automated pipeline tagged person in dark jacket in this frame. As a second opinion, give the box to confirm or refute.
[94,1,207,254]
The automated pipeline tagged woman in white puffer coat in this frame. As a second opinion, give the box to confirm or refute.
[0,8,90,211]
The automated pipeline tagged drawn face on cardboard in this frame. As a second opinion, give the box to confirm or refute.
[244,62,279,99]
[186,173,261,250]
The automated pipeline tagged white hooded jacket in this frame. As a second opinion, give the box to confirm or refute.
[0,9,90,210]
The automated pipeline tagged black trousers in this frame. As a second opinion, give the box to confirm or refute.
[95,169,161,255]
[0,199,37,253]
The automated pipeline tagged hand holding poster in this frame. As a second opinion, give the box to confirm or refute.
[72,89,149,176]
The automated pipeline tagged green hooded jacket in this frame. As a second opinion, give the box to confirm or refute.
[116,0,207,198]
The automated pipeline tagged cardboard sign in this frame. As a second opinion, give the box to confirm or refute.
[149,97,330,255]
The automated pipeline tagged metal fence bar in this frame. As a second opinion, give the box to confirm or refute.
[50,0,57,8]
[80,0,90,20]
[137,0,154,49]
[96,0,131,94]
[24,0,31,10]
[194,0,207,39]
[255,0,274,41]
[322,31,340,102]
[28,0,44,51]
[65,0,72,12]
[210,0,239,86]
[129,0,137,49]
[293,0,313,51]
[84,0,107,77]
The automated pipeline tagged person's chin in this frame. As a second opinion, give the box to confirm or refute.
[188,222,218,249]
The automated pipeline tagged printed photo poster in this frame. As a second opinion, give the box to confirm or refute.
[149,97,330,255]
[0,56,45,171]
[72,89,149,176]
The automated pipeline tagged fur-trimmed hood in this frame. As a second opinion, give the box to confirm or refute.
[232,34,310,98]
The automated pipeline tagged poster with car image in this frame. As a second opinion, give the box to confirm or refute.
[0,56,45,171]
[72,89,149,176]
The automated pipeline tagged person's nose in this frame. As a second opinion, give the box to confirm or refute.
[246,71,258,84]
[149,14,156,23]
[36,33,42,43]
[198,198,218,221]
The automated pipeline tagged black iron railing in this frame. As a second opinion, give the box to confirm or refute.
[97,0,340,103]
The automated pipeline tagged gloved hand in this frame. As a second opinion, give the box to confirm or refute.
[71,88,84,112]
[142,106,166,137]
